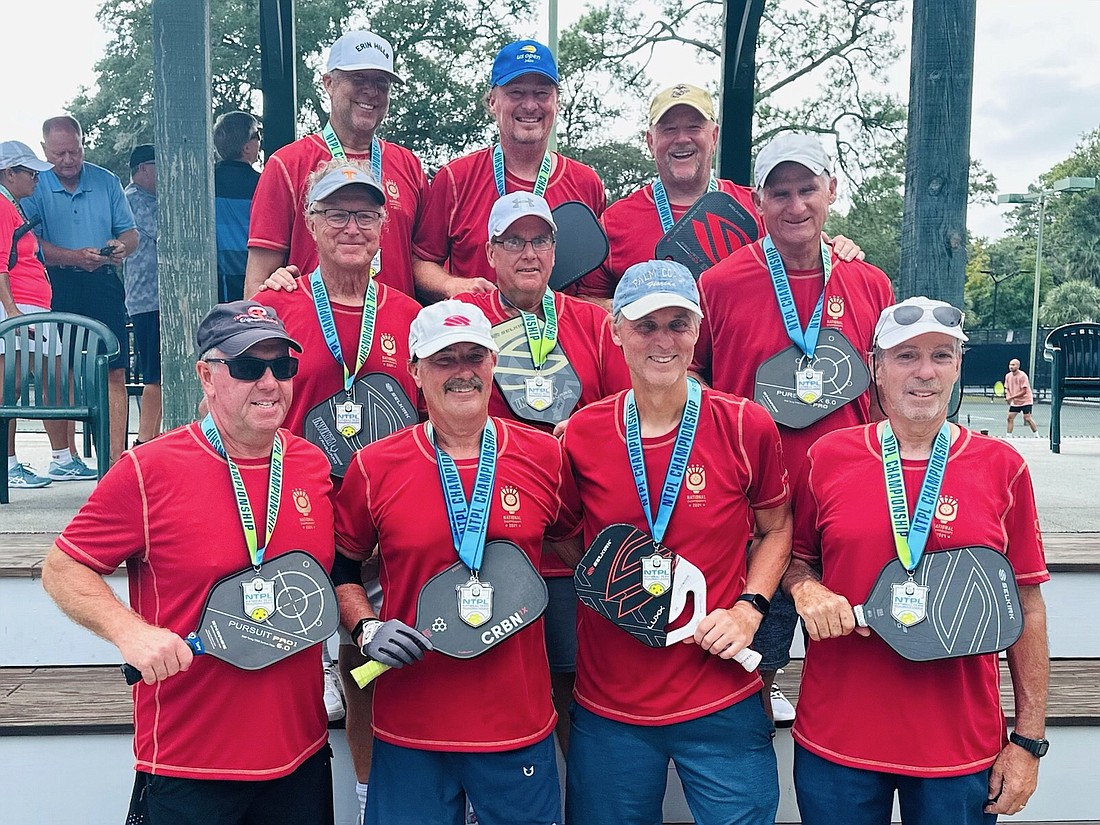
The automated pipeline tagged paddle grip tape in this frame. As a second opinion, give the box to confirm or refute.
[351,659,389,688]
[121,633,205,685]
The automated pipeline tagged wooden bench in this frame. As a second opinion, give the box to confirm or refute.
[1046,322,1100,453]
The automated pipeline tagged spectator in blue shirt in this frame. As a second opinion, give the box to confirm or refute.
[214,112,261,303]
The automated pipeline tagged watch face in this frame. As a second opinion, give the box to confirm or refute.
[1035,739,1050,757]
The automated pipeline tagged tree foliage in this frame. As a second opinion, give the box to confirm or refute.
[1040,279,1100,326]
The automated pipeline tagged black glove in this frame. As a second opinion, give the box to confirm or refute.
[359,619,433,668]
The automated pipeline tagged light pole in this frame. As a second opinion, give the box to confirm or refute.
[981,268,1024,330]
[997,176,1097,382]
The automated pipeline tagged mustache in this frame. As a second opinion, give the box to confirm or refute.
[443,377,483,392]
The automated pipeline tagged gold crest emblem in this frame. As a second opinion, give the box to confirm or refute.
[500,486,521,514]
[685,464,706,494]
[380,332,397,356]
[293,488,311,517]
[386,180,400,201]
[826,295,845,319]
[935,495,958,523]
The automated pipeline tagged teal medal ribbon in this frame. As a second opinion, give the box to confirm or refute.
[320,123,382,276]
[880,422,952,571]
[0,184,18,209]
[429,420,499,573]
[309,268,377,396]
[492,143,552,198]
[623,378,702,545]
[762,234,833,359]
[652,176,718,233]
[200,414,283,569]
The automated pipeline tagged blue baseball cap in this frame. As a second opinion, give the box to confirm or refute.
[613,260,703,321]
[491,40,559,87]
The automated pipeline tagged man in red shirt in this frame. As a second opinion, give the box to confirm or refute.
[783,297,1049,824]
[1004,358,1040,435]
[246,30,428,299]
[562,261,792,824]
[334,300,580,825]
[692,132,895,725]
[41,302,336,825]
[411,40,606,301]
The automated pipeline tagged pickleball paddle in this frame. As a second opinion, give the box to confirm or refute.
[548,201,609,291]
[351,540,548,687]
[852,545,1024,662]
[122,551,339,683]
[654,191,761,278]
[574,523,761,669]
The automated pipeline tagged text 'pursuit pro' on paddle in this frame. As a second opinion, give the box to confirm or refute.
[548,201,609,292]
[574,524,761,670]
[654,191,760,278]
[303,372,417,477]
[351,540,548,687]
[122,551,339,683]
[853,545,1024,662]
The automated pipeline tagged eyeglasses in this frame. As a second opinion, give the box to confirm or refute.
[336,72,393,93]
[12,167,39,180]
[204,356,299,381]
[309,208,384,230]
[891,304,964,328]
[491,235,555,253]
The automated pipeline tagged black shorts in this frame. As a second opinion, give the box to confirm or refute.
[130,310,162,384]
[48,266,130,370]
[1008,404,1033,414]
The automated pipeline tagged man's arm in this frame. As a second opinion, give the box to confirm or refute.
[692,502,792,658]
[985,584,1048,815]
[40,545,193,683]
[412,255,494,303]
[244,247,289,299]
[783,557,870,640]
[37,238,112,271]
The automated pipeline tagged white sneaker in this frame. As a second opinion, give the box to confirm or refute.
[48,454,99,481]
[771,676,796,727]
[465,801,479,824]
[8,462,52,488]
[323,663,345,721]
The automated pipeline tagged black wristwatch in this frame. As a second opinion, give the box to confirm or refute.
[1009,731,1049,758]
[352,617,382,647]
[736,593,770,617]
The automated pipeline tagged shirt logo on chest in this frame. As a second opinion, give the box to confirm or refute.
[933,494,958,539]
[501,485,523,527]
[293,487,316,529]
[380,331,398,366]
[685,464,708,508]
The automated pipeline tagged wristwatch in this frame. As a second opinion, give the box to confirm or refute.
[1009,731,1049,758]
[352,618,382,648]
[736,593,771,617]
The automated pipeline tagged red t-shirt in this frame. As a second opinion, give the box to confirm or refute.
[693,241,895,481]
[562,388,789,724]
[1,196,51,307]
[56,424,334,780]
[411,147,606,283]
[255,276,421,437]
[575,179,761,298]
[791,424,1049,776]
[456,288,631,576]
[334,419,581,751]
[248,134,428,297]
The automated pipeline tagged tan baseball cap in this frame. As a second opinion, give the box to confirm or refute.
[649,84,716,126]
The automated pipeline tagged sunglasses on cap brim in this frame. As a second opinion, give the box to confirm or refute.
[891,304,964,328]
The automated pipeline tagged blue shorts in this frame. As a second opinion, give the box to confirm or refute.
[543,576,578,673]
[751,587,798,671]
[366,734,560,825]
[794,745,996,825]
[566,696,778,825]
[130,310,161,384]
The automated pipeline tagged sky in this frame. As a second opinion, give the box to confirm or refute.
[6,0,1099,240]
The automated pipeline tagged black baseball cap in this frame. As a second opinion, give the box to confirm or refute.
[195,301,302,357]
[129,144,155,169]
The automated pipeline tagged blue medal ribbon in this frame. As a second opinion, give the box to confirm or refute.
[200,414,284,568]
[652,176,719,233]
[880,422,951,571]
[309,268,377,395]
[762,235,832,359]
[429,420,498,573]
[320,123,383,276]
[492,143,552,198]
[623,379,702,544]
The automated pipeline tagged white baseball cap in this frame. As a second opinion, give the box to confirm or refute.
[754,133,832,188]
[326,30,403,82]
[487,192,557,239]
[0,140,53,173]
[873,297,968,350]
[409,300,499,359]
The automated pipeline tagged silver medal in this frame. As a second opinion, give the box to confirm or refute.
[457,575,494,627]
[524,374,555,412]
[241,575,276,623]
[796,367,825,404]
[640,553,673,596]
[890,578,929,627]
[335,400,363,438]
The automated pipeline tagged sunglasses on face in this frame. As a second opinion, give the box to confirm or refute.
[204,356,299,381]
[13,166,39,179]
[891,304,964,328]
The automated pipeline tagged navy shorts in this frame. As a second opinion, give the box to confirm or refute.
[48,266,129,370]
[130,310,161,384]
[1008,404,1033,414]
[543,576,578,673]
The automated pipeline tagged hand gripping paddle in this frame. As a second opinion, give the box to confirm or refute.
[852,545,1024,662]
[351,540,548,687]
[654,191,761,278]
[574,523,761,669]
[548,201,609,292]
[122,551,339,683]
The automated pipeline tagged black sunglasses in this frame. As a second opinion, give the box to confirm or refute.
[13,166,40,179]
[204,355,298,381]
[891,304,963,328]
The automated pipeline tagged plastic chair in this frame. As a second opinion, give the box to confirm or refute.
[0,312,119,503]
[1046,322,1100,454]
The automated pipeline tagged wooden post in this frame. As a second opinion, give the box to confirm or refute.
[898,0,977,307]
[717,0,765,185]
[152,0,216,429]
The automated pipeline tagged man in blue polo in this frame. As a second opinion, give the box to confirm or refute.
[22,115,137,470]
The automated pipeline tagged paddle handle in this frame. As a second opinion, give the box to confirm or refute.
[853,605,868,628]
[734,646,762,671]
[350,659,389,688]
[121,633,205,684]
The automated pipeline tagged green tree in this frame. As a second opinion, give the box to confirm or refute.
[1040,279,1100,326]
[963,235,1035,330]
